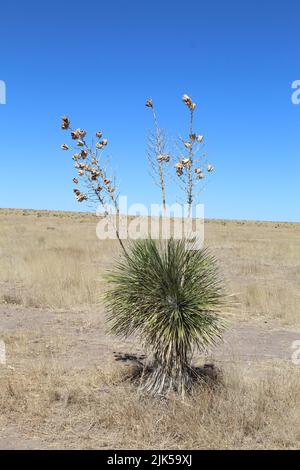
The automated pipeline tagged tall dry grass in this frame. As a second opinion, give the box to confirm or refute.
[0,209,299,326]
[1,359,300,449]
[0,209,118,308]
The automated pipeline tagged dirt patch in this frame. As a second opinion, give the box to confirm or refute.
[1,304,299,369]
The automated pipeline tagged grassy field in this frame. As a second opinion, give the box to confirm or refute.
[1,208,299,326]
[0,208,300,449]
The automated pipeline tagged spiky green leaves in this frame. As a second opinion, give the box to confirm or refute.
[104,238,227,394]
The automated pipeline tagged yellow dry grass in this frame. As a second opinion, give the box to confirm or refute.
[1,359,300,449]
[1,208,300,449]
[0,209,299,326]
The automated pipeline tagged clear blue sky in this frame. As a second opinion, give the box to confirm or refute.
[1,0,299,221]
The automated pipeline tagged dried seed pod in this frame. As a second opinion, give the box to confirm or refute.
[76,193,88,202]
[78,170,84,176]
[71,130,79,140]
[73,178,78,184]
[190,133,196,141]
[61,116,70,130]
[182,94,196,111]
[78,129,87,138]
[157,154,170,163]
[175,162,184,170]
[80,150,88,159]
[182,94,192,107]
[196,135,203,143]
[207,164,214,172]
[61,144,69,150]
[182,158,190,166]
[104,179,111,185]
[90,170,100,180]
[184,142,192,149]
[145,98,153,108]
[96,131,103,139]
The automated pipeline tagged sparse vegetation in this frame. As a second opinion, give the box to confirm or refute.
[1,356,300,449]
[1,209,300,448]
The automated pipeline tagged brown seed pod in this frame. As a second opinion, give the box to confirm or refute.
[182,94,196,111]
[76,193,88,202]
[145,98,153,108]
[157,154,170,163]
[182,94,192,107]
[71,131,79,140]
[175,162,184,170]
[61,116,70,130]
[90,170,100,180]
[61,144,69,150]
[78,129,87,138]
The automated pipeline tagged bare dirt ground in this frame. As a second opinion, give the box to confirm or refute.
[1,304,300,369]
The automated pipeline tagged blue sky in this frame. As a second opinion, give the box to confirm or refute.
[0,0,299,221]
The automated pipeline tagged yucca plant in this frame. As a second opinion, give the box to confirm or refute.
[104,237,226,396]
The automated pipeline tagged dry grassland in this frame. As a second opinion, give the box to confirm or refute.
[0,208,300,449]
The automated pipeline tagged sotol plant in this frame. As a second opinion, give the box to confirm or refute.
[60,95,227,396]
[105,237,226,396]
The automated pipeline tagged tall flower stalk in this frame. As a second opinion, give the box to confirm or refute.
[146,98,170,213]
[175,94,214,217]
[60,116,127,256]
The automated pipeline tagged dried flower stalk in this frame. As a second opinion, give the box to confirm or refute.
[146,98,169,213]
[174,94,214,216]
[60,116,127,256]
